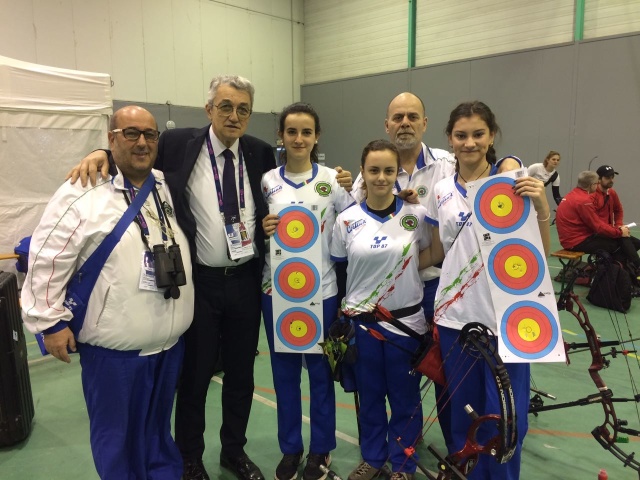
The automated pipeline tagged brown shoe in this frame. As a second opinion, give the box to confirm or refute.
[348,461,380,480]
[389,473,414,480]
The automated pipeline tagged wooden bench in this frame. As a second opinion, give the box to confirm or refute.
[551,249,585,293]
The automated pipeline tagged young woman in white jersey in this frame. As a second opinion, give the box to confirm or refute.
[261,103,354,480]
[528,150,562,205]
[419,101,550,480]
[331,140,430,480]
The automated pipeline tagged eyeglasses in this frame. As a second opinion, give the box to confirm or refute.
[213,102,252,120]
[111,127,160,142]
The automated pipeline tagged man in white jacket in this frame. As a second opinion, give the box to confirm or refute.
[22,106,194,480]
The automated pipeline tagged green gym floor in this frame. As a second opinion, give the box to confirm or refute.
[2,226,640,480]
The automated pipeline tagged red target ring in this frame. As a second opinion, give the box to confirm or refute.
[488,240,544,295]
[274,206,319,252]
[500,301,559,360]
[274,259,320,301]
[474,178,530,234]
[276,308,321,351]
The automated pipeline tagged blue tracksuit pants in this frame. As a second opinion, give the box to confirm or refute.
[353,321,422,473]
[262,294,337,455]
[78,339,184,480]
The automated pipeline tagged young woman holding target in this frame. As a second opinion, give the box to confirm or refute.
[261,102,354,480]
[419,101,550,479]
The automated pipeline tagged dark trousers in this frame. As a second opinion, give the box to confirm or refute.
[572,234,640,267]
[175,261,262,460]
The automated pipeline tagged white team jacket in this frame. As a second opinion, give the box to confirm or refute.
[21,168,194,356]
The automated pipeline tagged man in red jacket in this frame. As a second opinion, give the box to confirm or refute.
[556,170,640,280]
[592,165,624,226]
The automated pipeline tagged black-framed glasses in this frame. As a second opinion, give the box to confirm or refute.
[111,127,160,142]
[213,102,252,120]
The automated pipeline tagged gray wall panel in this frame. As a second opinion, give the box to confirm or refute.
[410,61,471,150]
[302,33,640,223]
[302,82,347,169]
[303,71,409,173]
[573,35,640,226]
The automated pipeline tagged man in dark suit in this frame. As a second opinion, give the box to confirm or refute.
[165,75,274,480]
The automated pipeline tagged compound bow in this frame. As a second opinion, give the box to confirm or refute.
[371,306,518,479]
[529,267,640,475]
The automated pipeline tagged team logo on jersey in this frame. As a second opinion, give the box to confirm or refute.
[371,236,388,249]
[456,212,472,227]
[264,185,283,198]
[400,214,418,231]
[346,219,366,233]
[416,185,428,198]
[314,182,332,197]
[437,192,453,208]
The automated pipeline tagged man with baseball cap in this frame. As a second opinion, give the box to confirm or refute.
[591,165,640,281]
[593,165,622,226]
[556,170,640,282]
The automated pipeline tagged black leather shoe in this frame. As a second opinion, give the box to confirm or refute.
[182,458,210,480]
[220,452,265,480]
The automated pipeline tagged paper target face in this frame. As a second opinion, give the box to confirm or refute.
[474,177,530,234]
[276,308,322,351]
[488,239,545,295]
[274,258,321,302]
[274,206,319,253]
[500,301,559,360]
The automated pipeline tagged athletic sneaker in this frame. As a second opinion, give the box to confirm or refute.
[302,453,331,480]
[389,473,414,480]
[348,461,380,480]
[275,451,304,480]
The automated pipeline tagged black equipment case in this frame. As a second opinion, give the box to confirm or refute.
[0,271,34,446]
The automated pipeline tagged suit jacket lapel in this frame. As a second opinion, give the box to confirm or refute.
[178,126,208,195]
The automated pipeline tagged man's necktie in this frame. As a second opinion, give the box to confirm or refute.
[222,149,239,225]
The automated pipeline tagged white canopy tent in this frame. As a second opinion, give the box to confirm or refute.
[0,56,112,274]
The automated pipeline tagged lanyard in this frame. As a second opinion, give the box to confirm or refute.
[205,133,245,215]
[123,179,170,246]
[395,148,426,193]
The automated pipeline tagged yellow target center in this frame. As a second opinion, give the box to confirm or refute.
[517,318,540,341]
[505,255,527,278]
[289,319,308,338]
[287,271,307,290]
[490,194,513,217]
[286,220,305,239]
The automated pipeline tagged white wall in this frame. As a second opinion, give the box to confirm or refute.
[416,0,574,66]
[303,0,640,84]
[304,0,408,84]
[0,0,304,112]
[584,0,640,39]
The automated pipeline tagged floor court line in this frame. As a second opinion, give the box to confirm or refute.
[210,375,360,446]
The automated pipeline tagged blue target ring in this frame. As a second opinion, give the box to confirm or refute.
[276,307,322,351]
[500,301,559,360]
[274,258,320,302]
[474,177,530,234]
[488,239,545,295]
[273,206,319,253]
